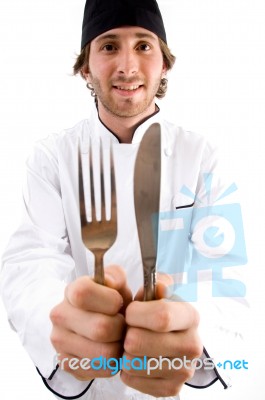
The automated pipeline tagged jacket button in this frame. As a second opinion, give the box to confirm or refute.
[164,148,172,157]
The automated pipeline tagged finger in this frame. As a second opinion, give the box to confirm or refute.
[126,299,200,332]
[104,265,127,291]
[65,276,123,314]
[120,372,186,398]
[105,265,133,311]
[50,302,126,342]
[134,273,173,301]
[51,327,123,360]
[124,327,203,359]
[134,286,144,301]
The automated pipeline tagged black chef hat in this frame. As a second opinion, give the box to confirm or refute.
[81,0,167,49]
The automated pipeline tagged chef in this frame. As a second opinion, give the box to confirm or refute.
[1,0,247,399]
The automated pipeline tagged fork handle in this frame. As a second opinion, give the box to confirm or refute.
[94,250,105,285]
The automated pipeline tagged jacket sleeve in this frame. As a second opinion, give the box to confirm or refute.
[0,139,92,398]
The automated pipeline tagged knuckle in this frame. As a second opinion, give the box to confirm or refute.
[191,307,200,328]
[91,315,124,343]
[50,305,64,325]
[186,335,203,359]
[191,340,203,359]
[70,284,88,307]
[109,292,123,315]
[184,366,196,381]
[155,305,172,332]
[67,277,92,307]
[50,330,64,349]
[179,332,203,361]
[92,318,111,341]
[124,328,143,354]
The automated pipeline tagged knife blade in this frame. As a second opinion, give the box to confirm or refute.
[134,123,161,301]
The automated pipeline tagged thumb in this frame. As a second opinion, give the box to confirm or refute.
[104,265,133,311]
[134,273,174,301]
[156,272,174,299]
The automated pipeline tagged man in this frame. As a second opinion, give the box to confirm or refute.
[1,1,246,399]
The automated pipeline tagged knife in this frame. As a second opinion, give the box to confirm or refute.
[134,123,161,301]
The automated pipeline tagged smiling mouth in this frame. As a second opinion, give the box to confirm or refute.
[113,85,143,91]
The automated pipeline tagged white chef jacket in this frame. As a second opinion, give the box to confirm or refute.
[1,104,247,399]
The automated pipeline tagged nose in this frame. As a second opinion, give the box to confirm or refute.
[116,49,138,76]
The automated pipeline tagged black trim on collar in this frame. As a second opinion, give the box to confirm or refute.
[202,347,229,389]
[48,364,59,380]
[36,367,94,399]
[96,103,160,143]
[185,347,229,390]
[185,377,219,389]
[175,202,195,210]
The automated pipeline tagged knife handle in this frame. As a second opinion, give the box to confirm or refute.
[143,269,156,301]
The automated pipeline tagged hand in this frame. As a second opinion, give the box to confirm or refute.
[121,276,203,397]
[50,265,132,380]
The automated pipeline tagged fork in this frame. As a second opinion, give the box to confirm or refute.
[78,137,117,285]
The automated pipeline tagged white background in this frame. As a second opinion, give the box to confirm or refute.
[0,0,264,399]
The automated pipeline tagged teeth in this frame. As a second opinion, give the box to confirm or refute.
[116,85,140,91]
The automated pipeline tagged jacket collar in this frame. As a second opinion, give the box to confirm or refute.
[89,102,163,144]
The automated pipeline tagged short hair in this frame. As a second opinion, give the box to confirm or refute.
[73,38,176,99]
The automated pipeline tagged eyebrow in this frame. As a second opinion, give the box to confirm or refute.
[95,32,157,43]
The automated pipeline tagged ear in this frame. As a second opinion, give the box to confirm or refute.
[81,64,90,81]
[162,62,167,78]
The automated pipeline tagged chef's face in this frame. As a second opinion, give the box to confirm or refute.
[83,26,166,120]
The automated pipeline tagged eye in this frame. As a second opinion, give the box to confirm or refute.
[102,44,117,52]
[137,43,151,51]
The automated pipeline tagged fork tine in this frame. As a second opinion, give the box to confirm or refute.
[100,137,105,222]
[89,136,98,222]
[78,141,87,226]
[110,144,117,222]
[100,138,115,222]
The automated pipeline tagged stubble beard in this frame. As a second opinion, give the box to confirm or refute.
[89,75,162,119]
